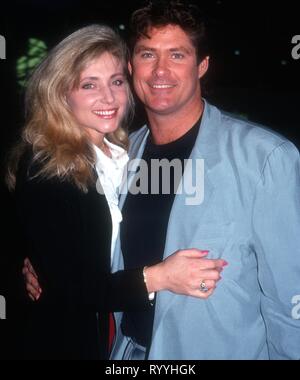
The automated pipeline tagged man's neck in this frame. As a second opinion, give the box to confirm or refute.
[147,100,204,145]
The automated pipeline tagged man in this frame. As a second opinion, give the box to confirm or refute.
[25,0,300,359]
[111,0,300,360]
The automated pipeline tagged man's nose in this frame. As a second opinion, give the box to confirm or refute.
[153,56,170,77]
[99,86,115,104]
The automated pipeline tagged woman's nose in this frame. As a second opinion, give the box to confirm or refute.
[99,86,115,104]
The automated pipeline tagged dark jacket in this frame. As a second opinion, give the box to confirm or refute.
[15,151,149,360]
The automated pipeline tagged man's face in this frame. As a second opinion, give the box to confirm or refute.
[129,24,208,117]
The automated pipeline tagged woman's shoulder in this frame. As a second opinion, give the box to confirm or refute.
[15,147,100,205]
[16,148,77,195]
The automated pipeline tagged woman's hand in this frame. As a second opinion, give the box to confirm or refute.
[145,249,227,299]
[22,258,42,301]
[23,249,227,301]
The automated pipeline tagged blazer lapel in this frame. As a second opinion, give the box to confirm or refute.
[152,101,224,333]
[119,127,150,210]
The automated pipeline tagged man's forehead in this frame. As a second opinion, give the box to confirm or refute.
[134,24,195,50]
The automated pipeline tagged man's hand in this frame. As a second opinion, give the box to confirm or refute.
[22,258,42,301]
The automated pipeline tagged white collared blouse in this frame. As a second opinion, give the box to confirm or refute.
[93,138,129,262]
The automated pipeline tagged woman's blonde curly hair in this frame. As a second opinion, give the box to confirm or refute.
[6,24,134,193]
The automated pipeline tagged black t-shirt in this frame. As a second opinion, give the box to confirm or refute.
[120,119,201,348]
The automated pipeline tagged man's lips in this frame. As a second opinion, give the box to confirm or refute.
[148,82,177,90]
[92,109,118,119]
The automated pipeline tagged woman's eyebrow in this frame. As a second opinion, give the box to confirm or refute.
[80,76,99,82]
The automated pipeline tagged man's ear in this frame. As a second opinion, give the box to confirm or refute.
[198,56,209,79]
[128,61,133,75]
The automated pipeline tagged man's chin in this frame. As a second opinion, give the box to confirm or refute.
[145,103,177,116]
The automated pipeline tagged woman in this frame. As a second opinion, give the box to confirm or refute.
[6,25,222,359]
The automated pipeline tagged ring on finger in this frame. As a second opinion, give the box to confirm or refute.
[200,280,209,293]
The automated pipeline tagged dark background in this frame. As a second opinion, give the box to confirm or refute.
[0,0,299,359]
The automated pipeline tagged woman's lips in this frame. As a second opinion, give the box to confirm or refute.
[92,109,118,119]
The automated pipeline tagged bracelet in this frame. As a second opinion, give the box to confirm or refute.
[143,266,155,303]
[143,266,148,285]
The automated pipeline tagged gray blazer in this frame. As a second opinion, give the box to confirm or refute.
[111,101,300,360]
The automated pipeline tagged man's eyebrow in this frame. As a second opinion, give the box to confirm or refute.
[134,45,156,53]
[134,45,193,54]
[169,47,193,54]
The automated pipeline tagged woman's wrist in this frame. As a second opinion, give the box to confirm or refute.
[143,262,165,293]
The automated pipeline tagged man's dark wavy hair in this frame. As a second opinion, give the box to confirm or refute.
[129,0,210,63]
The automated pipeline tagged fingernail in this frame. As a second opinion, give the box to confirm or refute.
[201,250,209,254]
[222,261,229,266]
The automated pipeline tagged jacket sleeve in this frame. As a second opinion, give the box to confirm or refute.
[252,141,300,359]
[16,172,150,313]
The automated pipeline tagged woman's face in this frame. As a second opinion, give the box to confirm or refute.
[67,52,128,146]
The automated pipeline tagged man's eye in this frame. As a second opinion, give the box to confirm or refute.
[141,52,154,58]
[113,79,124,86]
[172,53,184,59]
[82,83,95,89]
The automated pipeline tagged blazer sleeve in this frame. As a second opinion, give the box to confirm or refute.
[16,170,150,313]
[251,141,300,359]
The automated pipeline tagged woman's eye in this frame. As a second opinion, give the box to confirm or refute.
[82,83,95,89]
[113,79,124,86]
